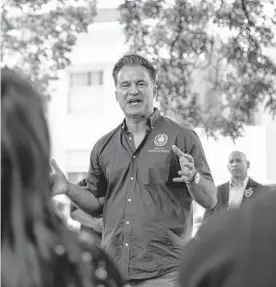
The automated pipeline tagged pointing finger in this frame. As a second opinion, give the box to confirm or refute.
[172,145,184,157]
[50,159,62,173]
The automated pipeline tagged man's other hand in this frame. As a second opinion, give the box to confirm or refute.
[50,159,70,196]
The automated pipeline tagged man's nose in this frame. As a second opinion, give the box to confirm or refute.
[129,83,138,95]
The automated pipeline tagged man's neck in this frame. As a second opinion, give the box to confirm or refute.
[231,176,247,187]
[125,110,154,134]
[125,117,148,134]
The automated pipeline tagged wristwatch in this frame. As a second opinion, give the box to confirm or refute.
[186,171,200,185]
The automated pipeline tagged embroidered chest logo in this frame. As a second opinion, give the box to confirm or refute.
[154,134,168,146]
[244,187,254,198]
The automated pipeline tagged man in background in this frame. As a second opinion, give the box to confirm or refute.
[204,151,271,222]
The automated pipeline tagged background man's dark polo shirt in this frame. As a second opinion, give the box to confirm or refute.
[86,108,214,280]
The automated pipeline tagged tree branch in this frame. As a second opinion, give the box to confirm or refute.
[241,0,254,27]
[1,7,15,31]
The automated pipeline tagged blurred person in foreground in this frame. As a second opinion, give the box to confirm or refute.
[51,54,217,286]
[203,151,271,222]
[1,67,126,287]
[178,191,276,287]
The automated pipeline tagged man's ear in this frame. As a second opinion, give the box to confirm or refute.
[115,90,118,101]
[247,161,250,169]
[227,164,230,173]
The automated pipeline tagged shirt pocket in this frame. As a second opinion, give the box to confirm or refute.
[137,150,171,184]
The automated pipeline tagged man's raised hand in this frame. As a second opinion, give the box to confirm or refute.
[172,145,196,182]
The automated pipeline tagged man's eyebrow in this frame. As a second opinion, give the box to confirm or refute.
[119,79,147,85]
[119,80,130,85]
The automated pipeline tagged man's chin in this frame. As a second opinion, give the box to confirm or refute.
[231,171,243,179]
[123,106,153,119]
[125,108,143,118]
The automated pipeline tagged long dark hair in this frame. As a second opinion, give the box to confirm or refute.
[1,68,125,287]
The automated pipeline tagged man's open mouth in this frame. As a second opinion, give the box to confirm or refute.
[128,99,142,104]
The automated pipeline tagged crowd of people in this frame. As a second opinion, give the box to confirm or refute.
[1,54,275,287]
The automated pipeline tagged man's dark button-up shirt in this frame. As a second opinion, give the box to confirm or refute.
[86,108,214,280]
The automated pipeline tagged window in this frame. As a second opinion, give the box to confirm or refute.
[70,72,88,87]
[68,70,105,113]
[70,71,103,87]
[88,71,103,86]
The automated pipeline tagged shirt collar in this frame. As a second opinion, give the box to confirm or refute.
[121,108,161,131]
[229,176,249,189]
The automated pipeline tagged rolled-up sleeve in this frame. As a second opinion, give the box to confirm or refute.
[187,130,214,182]
[86,142,107,199]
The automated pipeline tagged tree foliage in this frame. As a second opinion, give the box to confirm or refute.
[1,0,97,98]
[119,0,276,140]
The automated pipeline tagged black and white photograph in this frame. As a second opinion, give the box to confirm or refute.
[1,0,276,286]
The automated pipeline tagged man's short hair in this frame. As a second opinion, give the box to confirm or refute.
[112,54,157,86]
[229,151,248,162]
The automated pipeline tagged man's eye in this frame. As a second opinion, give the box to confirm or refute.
[121,83,130,88]
[138,82,146,86]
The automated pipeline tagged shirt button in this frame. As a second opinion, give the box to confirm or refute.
[129,137,132,140]
[133,155,136,159]
[125,243,129,247]
[130,177,134,180]
[128,198,132,202]
[126,221,130,224]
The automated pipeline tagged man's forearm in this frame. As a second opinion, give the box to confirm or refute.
[67,183,102,216]
[187,176,217,209]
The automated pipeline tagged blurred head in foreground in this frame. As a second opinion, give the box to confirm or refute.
[178,192,276,287]
[1,68,125,287]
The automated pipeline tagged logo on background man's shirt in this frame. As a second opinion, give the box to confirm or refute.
[154,134,168,146]
[244,187,254,198]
